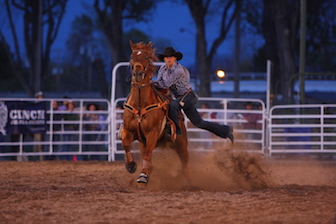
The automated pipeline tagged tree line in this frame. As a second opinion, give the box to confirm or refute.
[0,0,335,103]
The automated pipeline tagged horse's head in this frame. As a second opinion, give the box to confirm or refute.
[129,41,158,83]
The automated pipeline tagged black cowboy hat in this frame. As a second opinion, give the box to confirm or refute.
[158,47,183,61]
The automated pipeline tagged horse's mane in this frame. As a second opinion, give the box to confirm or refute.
[130,41,159,77]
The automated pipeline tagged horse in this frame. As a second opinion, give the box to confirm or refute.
[120,41,190,184]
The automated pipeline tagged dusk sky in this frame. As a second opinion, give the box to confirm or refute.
[0,1,263,68]
[53,1,263,67]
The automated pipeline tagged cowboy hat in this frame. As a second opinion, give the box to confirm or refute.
[158,47,183,61]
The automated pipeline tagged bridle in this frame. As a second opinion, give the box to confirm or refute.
[130,49,153,84]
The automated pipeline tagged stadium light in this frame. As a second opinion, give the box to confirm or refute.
[216,69,226,79]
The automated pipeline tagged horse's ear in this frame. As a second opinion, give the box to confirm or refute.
[129,40,135,49]
[147,41,153,48]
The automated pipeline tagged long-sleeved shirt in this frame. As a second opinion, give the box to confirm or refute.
[154,62,192,97]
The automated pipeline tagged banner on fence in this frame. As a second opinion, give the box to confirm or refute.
[0,101,47,135]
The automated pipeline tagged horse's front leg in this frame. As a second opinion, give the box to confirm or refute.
[136,131,159,184]
[121,129,137,173]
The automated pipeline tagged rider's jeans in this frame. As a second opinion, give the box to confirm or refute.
[169,90,231,138]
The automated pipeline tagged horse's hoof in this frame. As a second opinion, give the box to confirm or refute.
[136,173,149,184]
[125,161,137,173]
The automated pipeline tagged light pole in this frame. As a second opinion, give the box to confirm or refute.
[299,0,307,104]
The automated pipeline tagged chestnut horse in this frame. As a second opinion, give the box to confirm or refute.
[120,41,190,184]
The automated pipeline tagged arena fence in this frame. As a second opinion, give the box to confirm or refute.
[0,98,111,161]
[112,97,266,157]
[1,97,335,161]
[0,97,265,161]
[268,104,336,156]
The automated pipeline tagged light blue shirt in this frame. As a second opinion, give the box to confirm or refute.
[154,62,192,97]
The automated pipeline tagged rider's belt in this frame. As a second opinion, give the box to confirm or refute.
[178,88,192,107]
[177,88,192,98]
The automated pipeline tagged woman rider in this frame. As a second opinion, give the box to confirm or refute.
[153,47,234,144]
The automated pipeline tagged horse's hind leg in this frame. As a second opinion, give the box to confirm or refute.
[122,130,137,173]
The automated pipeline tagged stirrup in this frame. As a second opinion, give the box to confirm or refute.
[170,123,177,142]
[165,119,176,142]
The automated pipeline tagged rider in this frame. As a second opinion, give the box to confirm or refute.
[153,47,234,144]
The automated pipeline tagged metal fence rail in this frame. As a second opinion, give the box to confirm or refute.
[1,97,335,161]
[113,97,266,156]
[269,104,336,155]
[0,98,111,161]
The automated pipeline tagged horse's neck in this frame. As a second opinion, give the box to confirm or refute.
[128,84,157,108]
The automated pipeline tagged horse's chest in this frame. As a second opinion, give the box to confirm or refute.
[124,110,162,131]
[124,114,139,128]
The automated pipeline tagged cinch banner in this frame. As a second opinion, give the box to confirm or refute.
[0,101,47,135]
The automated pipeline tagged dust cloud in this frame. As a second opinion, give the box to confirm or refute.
[133,141,336,191]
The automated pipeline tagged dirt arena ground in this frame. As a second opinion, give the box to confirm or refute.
[1,148,336,224]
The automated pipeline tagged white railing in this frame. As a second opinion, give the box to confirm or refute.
[0,98,111,161]
[269,104,336,155]
[1,97,336,161]
[112,97,266,156]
